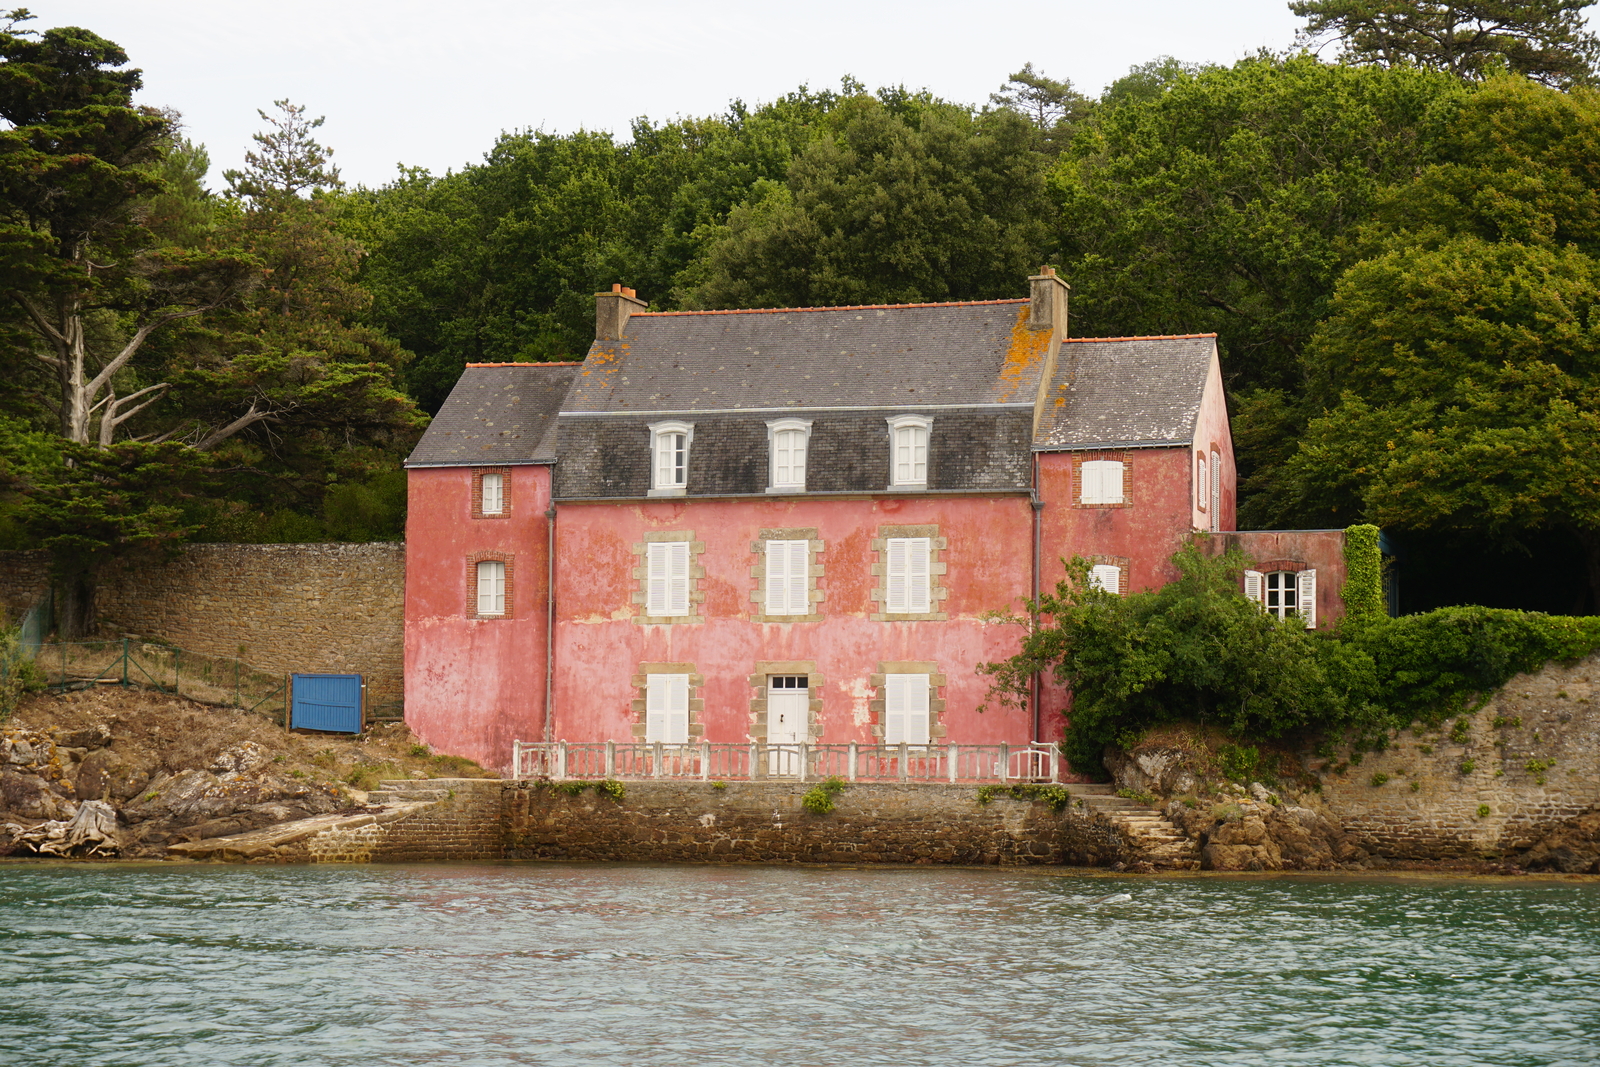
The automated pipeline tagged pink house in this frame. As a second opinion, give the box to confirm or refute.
[403,274,1350,775]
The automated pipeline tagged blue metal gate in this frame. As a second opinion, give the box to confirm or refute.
[290,673,364,733]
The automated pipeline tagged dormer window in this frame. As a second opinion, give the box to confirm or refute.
[767,418,812,492]
[649,420,693,496]
[887,415,931,489]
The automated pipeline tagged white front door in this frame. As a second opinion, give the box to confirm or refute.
[768,676,808,777]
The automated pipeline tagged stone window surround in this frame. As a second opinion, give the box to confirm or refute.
[1073,450,1134,509]
[867,661,948,742]
[749,527,825,623]
[1087,554,1132,596]
[628,662,706,740]
[465,552,514,620]
[630,531,706,624]
[869,524,949,622]
[471,467,512,519]
[746,661,826,744]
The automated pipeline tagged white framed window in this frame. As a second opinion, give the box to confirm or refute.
[885,537,931,614]
[884,673,931,746]
[649,420,693,496]
[764,539,810,615]
[767,418,812,492]
[886,414,931,488]
[1210,448,1222,532]
[1089,564,1121,594]
[480,472,505,516]
[1196,453,1207,511]
[646,541,691,617]
[1245,568,1316,628]
[475,559,506,617]
[645,673,690,744]
[1081,459,1125,504]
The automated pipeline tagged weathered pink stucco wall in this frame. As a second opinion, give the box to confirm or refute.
[548,494,1038,748]
[405,465,551,772]
[1190,353,1237,533]
[1214,529,1349,629]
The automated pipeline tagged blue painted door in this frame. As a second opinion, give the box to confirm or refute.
[291,673,363,733]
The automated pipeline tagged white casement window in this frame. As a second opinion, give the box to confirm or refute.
[1089,564,1121,595]
[649,420,694,495]
[764,539,810,616]
[475,560,506,617]
[767,418,812,492]
[480,472,505,515]
[645,673,690,744]
[1081,459,1125,504]
[886,414,931,488]
[1210,449,1222,532]
[884,673,931,746]
[646,541,691,617]
[1196,454,1207,511]
[1246,568,1317,628]
[885,537,932,614]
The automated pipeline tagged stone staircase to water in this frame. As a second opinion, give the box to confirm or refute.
[365,781,454,805]
[1063,784,1200,870]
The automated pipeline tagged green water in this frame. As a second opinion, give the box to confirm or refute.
[0,863,1595,1066]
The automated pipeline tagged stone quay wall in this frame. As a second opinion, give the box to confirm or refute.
[1315,653,1600,858]
[0,544,405,707]
[0,550,50,620]
[500,780,1125,867]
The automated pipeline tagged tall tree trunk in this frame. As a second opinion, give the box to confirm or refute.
[54,563,97,641]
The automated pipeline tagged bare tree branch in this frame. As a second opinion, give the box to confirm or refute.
[195,398,282,451]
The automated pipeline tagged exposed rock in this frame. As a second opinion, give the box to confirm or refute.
[52,724,111,751]
[1,769,76,821]
[73,748,154,802]
[6,800,119,856]
[1162,794,1370,871]
[1512,811,1600,874]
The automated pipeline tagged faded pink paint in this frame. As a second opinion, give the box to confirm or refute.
[1190,353,1237,533]
[549,494,1037,749]
[1215,529,1349,629]
[404,465,552,771]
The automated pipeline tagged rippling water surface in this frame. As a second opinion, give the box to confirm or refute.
[1,863,1596,1066]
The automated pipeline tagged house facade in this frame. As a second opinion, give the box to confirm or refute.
[403,273,1349,774]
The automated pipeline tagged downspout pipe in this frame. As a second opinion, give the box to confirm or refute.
[1030,451,1044,746]
[543,500,557,744]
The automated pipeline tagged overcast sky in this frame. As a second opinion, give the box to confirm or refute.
[34,1,1328,188]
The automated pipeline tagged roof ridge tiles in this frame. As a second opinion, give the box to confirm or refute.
[1060,333,1218,343]
[463,361,584,367]
[634,298,1029,317]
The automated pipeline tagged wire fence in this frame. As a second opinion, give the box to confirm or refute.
[32,636,292,725]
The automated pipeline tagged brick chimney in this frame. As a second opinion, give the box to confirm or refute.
[1028,267,1069,336]
[595,283,648,341]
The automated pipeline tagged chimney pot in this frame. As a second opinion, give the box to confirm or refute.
[611,283,623,293]
[623,287,635,298]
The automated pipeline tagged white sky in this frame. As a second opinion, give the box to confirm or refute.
[26,1,1346,188]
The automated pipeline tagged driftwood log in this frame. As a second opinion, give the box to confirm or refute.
[5,800,121,856]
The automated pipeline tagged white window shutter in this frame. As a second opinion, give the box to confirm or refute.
[1196,455,1207,510]
[1244,569,1263,604]
[476,560,505,616]
[1081,460,1124,504]
[1107,461,1124,503]
[1081,461,1099,503]
[668,542,690,616]
[765,540,788,614]
[646,674,689,744]
[1210,449,1221,531]
[885,674,930,746]
[666,674,689,744]
[787,540,808,614]
[647,543,669,616]
[908,538,931,613]
[1298,568,1317,629]
[886,538,909,613]
[1090,564,1120,594]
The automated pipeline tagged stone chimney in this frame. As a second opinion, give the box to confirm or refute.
[1028,267,1070,336]
[595,283,648,341]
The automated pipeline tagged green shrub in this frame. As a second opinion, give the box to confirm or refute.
[1369,772,1389,787]
[801,777,847,815]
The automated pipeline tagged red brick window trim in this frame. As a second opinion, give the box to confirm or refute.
[466,552,514,619]
[1073,451,1133,509]
[471,467,512,519]
[1254,558,1310,574]
[1087,554,1133,596]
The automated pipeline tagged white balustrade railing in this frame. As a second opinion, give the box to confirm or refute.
[511,740,1060,784]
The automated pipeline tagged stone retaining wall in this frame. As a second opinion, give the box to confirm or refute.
[1314,653,1600,858]
[0,544,405,706]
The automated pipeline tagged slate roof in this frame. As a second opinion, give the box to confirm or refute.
[560,300,1049,413]
[1034,335,1217,451]
[405,363,580,467]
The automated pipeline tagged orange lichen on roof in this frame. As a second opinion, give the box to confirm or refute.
[464,361,583,367]
[634,298,1029,317]
[996,305,1050,402]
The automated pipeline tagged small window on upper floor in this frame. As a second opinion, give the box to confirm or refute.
[1081,459,1125,504]
[886,415,931,489]
[649,421,693,496]
[1088,564,1121,595]
[1195,453,1207,512]
[481,472,505,515]
[767,418,812,492]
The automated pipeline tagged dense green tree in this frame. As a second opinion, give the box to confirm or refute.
[989,63,1093,153]
[1291,0,1600,88]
